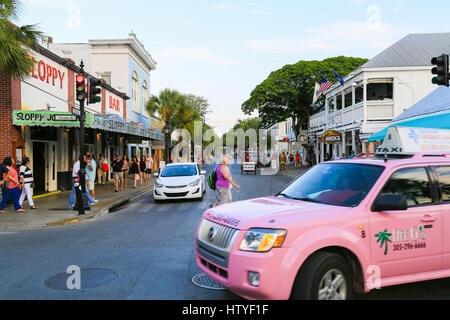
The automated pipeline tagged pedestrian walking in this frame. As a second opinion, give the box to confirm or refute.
[140,155,147,185]
[85,152,97,201]
[122,155,130,190]
[280,152,287,172]
[213,155,240,207]
[295,152,301,168]
[0,157,26,214]
[18,157,37,210]
[112,154,124,192]
[0,159,10,203]
[289,153,294,168]
[130,156,140,189]
[145,154,153,180]
[68,155,96,207]
[97,154,108,185]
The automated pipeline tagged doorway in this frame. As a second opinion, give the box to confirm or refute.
[32,142,46,194]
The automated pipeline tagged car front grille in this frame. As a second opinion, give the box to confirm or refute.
[164,192,189,197]
[166,185,187,189]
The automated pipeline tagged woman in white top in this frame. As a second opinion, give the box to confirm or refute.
[145,154,153,180]
[19,157,37,209]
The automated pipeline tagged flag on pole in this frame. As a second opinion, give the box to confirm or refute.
[333,70,345,86]
[312,82,321,104]
[316,76,332,99]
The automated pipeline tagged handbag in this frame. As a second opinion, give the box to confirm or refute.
[2,180,10,190]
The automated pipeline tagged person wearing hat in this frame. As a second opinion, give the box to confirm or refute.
[111,154,124,192]
[213,154,240,207]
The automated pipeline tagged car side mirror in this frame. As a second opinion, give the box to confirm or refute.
[153,172,159,177]
[373,194,407,212]
[200,170,206,175]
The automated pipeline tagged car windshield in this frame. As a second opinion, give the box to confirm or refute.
[278,163,385,207]
[161,165,198,177]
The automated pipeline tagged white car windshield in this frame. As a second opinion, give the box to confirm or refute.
[278,163,385,207]
[161,165,198,177]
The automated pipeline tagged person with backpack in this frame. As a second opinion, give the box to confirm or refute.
[211,154,240,207]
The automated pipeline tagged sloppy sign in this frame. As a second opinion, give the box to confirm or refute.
[322,130,342,144]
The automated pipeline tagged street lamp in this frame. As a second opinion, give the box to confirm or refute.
[163,124,171,163]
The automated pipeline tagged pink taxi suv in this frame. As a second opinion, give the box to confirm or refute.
[195,153,450,300]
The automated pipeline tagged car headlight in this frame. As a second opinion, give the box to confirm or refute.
[155,181,164,188]
[189,178,200,187]
[239,228,287,252]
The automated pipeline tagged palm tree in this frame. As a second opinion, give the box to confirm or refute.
[375,229,392,255]
[0,0,43,79]
[146,88,186,127]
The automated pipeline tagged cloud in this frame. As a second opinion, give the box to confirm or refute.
[201,2,271,15]
[155,47,234,67]
[244,19,409,57]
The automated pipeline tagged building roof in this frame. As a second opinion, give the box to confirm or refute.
[393,85,450,122]
[362,32,450,68]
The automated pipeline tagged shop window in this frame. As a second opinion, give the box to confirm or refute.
[355,87,363,104]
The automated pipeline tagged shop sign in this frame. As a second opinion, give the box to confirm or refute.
[13,110,93,127]
[322,130,342,144]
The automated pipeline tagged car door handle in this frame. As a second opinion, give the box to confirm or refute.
[421,215,437,223]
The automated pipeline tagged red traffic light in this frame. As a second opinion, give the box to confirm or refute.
[75,75,85,84]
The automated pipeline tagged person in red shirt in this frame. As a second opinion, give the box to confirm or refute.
[0,157,26,214]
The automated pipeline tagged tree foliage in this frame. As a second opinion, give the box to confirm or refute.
[241,56,368,138]
[0,0,43,79]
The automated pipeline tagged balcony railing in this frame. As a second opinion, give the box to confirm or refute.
[366,100,394,121]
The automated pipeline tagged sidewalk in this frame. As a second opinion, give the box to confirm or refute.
[278,166,307,180]
[0,176,155,231]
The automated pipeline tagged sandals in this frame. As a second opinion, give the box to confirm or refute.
[31,206,38,209]
[16,209,26,213]
[0,210,7,214]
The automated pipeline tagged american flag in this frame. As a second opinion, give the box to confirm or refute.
[317,76,332,97]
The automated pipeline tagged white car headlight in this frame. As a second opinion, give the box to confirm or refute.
[155,181,164,188]
[189,178,201,187]
[239,228,287,252]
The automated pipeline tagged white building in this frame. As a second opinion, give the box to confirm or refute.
[309,32,450,162]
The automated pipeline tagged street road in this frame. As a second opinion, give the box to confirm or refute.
[1,164,450,299]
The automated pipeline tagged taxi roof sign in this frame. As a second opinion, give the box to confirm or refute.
[375,126,450,155]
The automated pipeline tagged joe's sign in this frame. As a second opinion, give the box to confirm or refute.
[322,130,342,144]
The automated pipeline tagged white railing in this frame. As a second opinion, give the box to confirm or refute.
[366,100,394,121]
[310,111,327,129]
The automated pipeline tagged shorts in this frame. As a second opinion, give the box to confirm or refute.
[217,187,232,205]
[86,180,95,191]
[145,168,152,174]
[113,172,123,181]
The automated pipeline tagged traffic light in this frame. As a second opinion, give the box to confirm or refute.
[431,54,449,87]
[89,78,102,104]
[75,74,85,101]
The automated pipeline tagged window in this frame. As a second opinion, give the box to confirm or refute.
[435,166,450,202]
[142,80,149,118]
[132,71,140,113]
[380,167,432,207]
[278,163,385,207]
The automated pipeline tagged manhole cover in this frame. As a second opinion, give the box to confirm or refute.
[192,272,226,290]
[45,268,117,290]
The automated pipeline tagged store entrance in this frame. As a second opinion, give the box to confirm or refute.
[32,142,46,193]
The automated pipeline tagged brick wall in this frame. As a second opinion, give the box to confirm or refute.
[0,72,21,162]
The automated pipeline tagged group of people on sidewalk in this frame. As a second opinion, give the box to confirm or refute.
[68,152,154,207]
[0,157,37,214]
[111,154,153,192]
[279,152,303,172]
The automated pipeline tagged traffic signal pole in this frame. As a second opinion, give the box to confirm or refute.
[74,60,89,215]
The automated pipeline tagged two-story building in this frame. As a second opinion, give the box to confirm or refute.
[45,31,162,163]
[309,32,450,162]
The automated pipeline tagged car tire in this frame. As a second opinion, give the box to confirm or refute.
[291,251,353,300]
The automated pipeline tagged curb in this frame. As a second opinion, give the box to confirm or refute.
[47,186,154,227]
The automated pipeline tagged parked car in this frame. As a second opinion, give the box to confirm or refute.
[195,152,450,300]
[154,163,206,202]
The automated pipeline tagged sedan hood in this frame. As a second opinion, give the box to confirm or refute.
[202,196,350,230]
[157,176,199,186]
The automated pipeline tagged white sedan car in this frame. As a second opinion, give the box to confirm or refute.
[153,163,206,202]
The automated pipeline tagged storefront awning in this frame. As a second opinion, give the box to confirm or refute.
[368,113,450,142]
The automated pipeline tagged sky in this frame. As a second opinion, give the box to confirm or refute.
[17,0,450,134]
